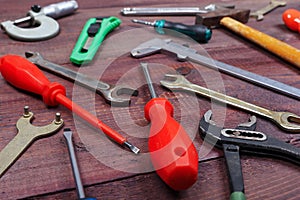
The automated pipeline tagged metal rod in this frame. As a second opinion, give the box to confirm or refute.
[141,62,158,98]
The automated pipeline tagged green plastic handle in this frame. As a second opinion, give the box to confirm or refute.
[70,16,121,65]
[230,192,246,200]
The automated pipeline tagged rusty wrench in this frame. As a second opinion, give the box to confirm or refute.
[25,52,138,106]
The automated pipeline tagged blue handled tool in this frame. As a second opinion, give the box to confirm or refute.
[70,16,121,65]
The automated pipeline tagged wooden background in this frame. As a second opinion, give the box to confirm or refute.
[1,0,300,199]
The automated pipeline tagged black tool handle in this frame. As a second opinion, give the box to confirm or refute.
[156,20,212,43]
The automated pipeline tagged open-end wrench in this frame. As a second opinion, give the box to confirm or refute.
[161,74,300,132]
[25,52,138,106]
[250,0,287,21]
[131,38,300,101]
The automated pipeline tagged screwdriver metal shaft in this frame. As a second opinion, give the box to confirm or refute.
[63,128,96,200]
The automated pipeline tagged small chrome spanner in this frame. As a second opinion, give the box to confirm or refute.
[161,74,300,132]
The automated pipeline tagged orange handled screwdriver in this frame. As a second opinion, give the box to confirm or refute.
[0,55,139,154]
[141,62,198,190]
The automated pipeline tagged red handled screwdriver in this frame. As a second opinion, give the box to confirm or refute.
[141,62,198,190]
[0,55,139,154]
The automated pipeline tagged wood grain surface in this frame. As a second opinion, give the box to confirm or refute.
[0,0,300,199]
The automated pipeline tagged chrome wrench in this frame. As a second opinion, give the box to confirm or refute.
[161,74,300,132]
[25,52,138,106]
[131,38,300,101]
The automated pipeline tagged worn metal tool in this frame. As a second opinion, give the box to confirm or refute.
[0,106,64,178]
[250,0,287,21]
[195,4,300,69]
[160,74,300,132]
[25,52,138,106]
[63,128,96,200]
[120,4,234,16]
[199,110,300,200]
[0,1,78,41]
[131,38,300,101]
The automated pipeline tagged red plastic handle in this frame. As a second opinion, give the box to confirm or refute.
[0,55,126,145]
[0,55,66,106]
[282,9,300,33]
[144,98,198,190]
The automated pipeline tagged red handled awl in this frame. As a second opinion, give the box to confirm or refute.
[282,9,300,33]
[0,55,139,154]
[141,62,198,191]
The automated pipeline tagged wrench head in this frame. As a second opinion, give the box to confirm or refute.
[25,51,43,62]
[105,85,139,106]
[160,74,192,90]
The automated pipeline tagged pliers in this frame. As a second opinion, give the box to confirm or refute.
[199,110,300,200]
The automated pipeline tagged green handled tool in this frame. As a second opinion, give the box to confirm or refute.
[70,16,121,65]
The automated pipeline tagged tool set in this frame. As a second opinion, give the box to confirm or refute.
[0,0,299,199]
[0,55,139,154]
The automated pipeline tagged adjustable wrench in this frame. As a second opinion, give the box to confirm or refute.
[131,38,300,101]
[25,52,138,106]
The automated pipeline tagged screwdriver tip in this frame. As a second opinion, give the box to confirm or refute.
[124,141,140,154]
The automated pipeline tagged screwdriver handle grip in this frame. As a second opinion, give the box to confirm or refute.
[0,55,66,106]
[282,9,300,33]
[155,20,212,43]
[144,98,198,191]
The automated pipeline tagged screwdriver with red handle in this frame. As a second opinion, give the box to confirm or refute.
[0,55,140,154]
[141,62,198,190]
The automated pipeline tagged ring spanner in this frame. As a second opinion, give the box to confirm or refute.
[131,38,300,101]
[25,52,138,106]
[161,74,300,132]
[0,1,78,41]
